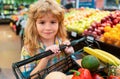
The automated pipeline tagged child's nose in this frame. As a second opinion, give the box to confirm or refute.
[45,23,51,29]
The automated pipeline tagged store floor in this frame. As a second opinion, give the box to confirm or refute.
[0,24,21,79]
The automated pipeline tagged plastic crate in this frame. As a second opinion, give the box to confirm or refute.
[79,0,95,8]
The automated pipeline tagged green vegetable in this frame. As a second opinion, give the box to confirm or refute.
[81,55,100,72]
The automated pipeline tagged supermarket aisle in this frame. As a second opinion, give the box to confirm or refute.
[0,24,21,79]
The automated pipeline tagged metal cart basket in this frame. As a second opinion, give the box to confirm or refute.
[12,36,102,79]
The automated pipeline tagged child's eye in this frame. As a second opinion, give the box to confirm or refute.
[39,21,45,24]
[51,21,56,24]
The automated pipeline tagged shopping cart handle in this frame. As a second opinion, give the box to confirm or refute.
[14,50,53,67]
[59,36,86,50]
[13,36,87,67]
[70,36,86,46]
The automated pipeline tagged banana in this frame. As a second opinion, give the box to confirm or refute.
[83,47,118,66]
[95,49,120,65]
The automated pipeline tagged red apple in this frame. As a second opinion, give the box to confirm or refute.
[91,22,97,28]
[96,29,102,36]
[109,13,115,20]
[83,29,88,35]
[88,30,92,35]
[111,14,117,19]
[96,22,101,27]
[106,21,113,27]
[116,17,120,21]
[92,31,97,38]
[98,27,104,33]
[101,18,106,23]
[101,23,106,27]
[88,26,94,31]
[113,19,119,25]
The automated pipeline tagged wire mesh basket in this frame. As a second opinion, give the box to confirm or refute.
[30,55,80,79]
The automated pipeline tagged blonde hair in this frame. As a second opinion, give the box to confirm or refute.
[24,0,67,55]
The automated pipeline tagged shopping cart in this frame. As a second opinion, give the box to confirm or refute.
[12,35,101,79]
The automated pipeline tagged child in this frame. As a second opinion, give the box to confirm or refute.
[20,0,74,78]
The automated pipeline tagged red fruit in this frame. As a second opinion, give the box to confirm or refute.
[106,21,113,27]
[96,29,102,36]
[83,29,89,35]
[116,17,120,22]
[96,22,101,27]
[92,31,97,35]
[92,74,104,79]
[106,22,111,26]
[99,26,104,30]
[108,75,120,79]
[104,16,109,20]
[101,23,107,27]
[111,14,117,19]
[88,26,94,31]
[101,18,106,23]
[91,23,97,28]
[113,19,119,25]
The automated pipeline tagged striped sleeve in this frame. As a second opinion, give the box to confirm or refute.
[20,47,36,77]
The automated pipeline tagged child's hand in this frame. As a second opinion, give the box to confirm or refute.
[63,40,74,54]
[45,45,61,59]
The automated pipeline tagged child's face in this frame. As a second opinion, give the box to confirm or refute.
[36,13,59,40]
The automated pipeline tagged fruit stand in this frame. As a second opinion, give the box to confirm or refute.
[65,7,120,49]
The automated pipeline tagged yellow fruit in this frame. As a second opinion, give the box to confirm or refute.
[95,49,120,65]
[83,47,117,66]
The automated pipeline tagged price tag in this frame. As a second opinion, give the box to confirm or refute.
[86,35,95,43]
[71,31,77,37]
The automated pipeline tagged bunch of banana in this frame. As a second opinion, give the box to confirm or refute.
[83,47,120,66]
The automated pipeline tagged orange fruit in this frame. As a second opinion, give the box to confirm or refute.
[104,26,111,32]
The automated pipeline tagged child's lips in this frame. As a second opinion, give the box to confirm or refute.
[44,32,53,34]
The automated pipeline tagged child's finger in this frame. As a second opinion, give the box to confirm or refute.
[63,41,70,45]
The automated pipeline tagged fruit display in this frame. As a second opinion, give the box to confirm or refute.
[72,46,120,79]
[83,46,120,66]
[100,23,120,47]
[65,8,110,34]
[65,7,110,34]
[65,8,120,47]
[83,11,120,39]
[64,8,120,78]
